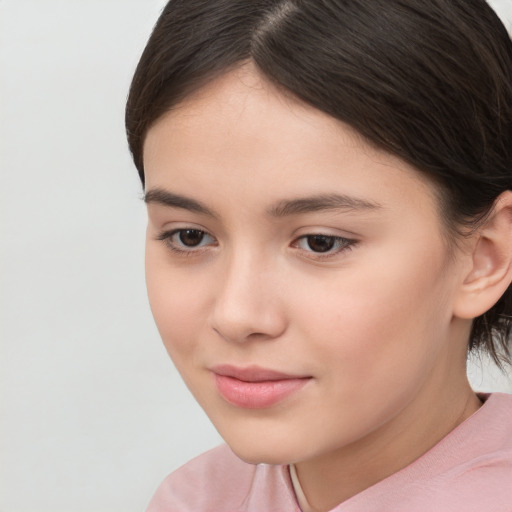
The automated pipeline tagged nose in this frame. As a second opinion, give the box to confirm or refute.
[209,250,287,343]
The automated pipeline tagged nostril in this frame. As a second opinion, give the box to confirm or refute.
[210,306,287,344]
[211,324,270,344]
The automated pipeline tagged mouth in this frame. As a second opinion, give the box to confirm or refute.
[211,364,312,409]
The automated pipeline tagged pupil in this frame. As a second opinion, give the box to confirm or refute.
[179,229,204,247]
[307,235,335,252]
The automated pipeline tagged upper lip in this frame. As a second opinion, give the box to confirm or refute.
[211,364,310,382]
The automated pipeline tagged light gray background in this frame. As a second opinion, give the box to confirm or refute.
[1,1,511,511]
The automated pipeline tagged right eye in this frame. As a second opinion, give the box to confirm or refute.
[157,228,216,253]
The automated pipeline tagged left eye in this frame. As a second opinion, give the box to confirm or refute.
[174,229,210,247]
[158,229,216,251]
[295,234,353,254]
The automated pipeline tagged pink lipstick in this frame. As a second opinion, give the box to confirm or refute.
[212,365,311,409]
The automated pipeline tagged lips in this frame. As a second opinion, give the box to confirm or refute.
[211,365,311,409]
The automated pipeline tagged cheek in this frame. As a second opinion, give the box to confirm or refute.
[292,243,454,388]
[145,246,210,363]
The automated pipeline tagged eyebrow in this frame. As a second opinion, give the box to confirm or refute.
[144,188,382,218]
[144,188,216,217]
[267,194,382,217]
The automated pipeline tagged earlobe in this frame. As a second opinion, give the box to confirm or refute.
[454,191,512,320]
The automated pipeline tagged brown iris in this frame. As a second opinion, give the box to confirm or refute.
[305,235,336,253]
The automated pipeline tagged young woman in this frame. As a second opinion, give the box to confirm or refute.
[126,1,512,510]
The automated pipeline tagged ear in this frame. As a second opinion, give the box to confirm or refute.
[453,191,512,320]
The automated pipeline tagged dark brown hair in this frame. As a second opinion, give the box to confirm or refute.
[126,0,512,367]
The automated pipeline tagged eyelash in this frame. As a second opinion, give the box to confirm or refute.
[156,229,216,256]
[291,234,356,260]
[156,229,357,260]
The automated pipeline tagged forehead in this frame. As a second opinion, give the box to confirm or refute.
[143,63,439,221]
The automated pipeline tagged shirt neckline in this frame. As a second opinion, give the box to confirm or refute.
[289,463,316,512]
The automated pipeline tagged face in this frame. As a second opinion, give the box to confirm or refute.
[143,64,469,465]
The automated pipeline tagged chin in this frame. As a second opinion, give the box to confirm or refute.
[221,431,307,466]
[230,444,292,466]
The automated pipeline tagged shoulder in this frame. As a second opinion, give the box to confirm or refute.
[440,392,512,511]
[146,445,254,512]
[145,444,298,512]
[472,392,512,449]
[409,392,512,512]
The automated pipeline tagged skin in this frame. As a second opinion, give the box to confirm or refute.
[143,63,485,511]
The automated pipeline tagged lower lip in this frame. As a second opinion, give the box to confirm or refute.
[214,374,310,409]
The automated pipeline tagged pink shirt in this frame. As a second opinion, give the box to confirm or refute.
[147,392,512,511]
